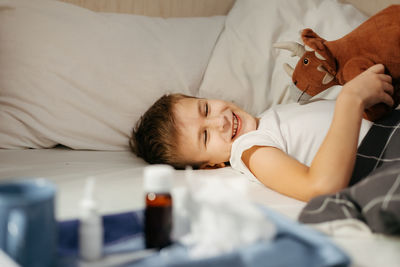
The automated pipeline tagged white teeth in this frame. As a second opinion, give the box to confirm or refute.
[232,113,238,138]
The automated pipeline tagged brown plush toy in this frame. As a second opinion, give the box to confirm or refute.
[274,5,400,121]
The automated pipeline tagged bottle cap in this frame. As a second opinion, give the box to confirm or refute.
[143,164,174,193]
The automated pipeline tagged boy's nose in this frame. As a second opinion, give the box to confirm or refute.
[206,115,229,132]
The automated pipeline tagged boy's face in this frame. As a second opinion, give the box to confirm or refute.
[174,98,258,168]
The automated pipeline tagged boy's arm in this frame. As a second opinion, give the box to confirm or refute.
[242,64,394,202]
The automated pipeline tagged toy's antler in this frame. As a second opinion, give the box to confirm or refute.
[273,42,305,77]
[273,42,306,57]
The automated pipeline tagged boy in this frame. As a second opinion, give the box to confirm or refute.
[130,64,395,201]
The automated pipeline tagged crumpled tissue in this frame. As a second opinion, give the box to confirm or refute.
[171,168,276,259]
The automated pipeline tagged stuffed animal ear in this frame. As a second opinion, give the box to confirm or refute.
[301,28,326,51]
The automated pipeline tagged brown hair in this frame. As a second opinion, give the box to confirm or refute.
[129,93,204,169]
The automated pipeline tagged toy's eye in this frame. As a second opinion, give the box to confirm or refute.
[303,58,309,65]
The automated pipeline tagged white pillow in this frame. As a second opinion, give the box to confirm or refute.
[198,0,367,116]
[0,0,225,150]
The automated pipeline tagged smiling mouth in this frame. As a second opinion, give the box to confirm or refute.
[232,112,240,139]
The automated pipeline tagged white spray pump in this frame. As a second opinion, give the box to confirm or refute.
[79,177,103,261]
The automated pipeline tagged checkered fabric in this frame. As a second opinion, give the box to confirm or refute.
[350,110,400,186]
[298,110,400,235]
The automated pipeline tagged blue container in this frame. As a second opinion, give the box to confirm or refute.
[0,179,57,267]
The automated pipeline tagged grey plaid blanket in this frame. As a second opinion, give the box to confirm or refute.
[299,110,400,235]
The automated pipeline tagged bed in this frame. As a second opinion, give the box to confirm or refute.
[1,0,400,266]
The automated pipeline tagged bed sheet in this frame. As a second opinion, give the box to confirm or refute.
[1,148,400,267]
[0,148,304,221]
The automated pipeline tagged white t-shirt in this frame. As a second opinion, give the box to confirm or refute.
[229,100,373,183]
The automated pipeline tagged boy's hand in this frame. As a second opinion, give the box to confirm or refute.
[341,64,394,110]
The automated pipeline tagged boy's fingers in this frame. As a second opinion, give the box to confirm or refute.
[378,73,392,84]
[382,93,395,107]
[383,82,394,96]
[368,64,385,73]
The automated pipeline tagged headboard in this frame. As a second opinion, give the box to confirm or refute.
[340,0,400,16]
[59,0,399,17]
[58,0,235,17]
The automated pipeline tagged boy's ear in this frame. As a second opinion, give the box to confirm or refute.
[200,162,226,169]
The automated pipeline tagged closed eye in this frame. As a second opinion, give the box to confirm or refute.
[204,102,209,146]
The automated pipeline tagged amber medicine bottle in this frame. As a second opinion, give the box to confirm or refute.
[143,165,174,249]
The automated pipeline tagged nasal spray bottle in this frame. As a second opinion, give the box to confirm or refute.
[143,165,173,249]
[79,177,103,261]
